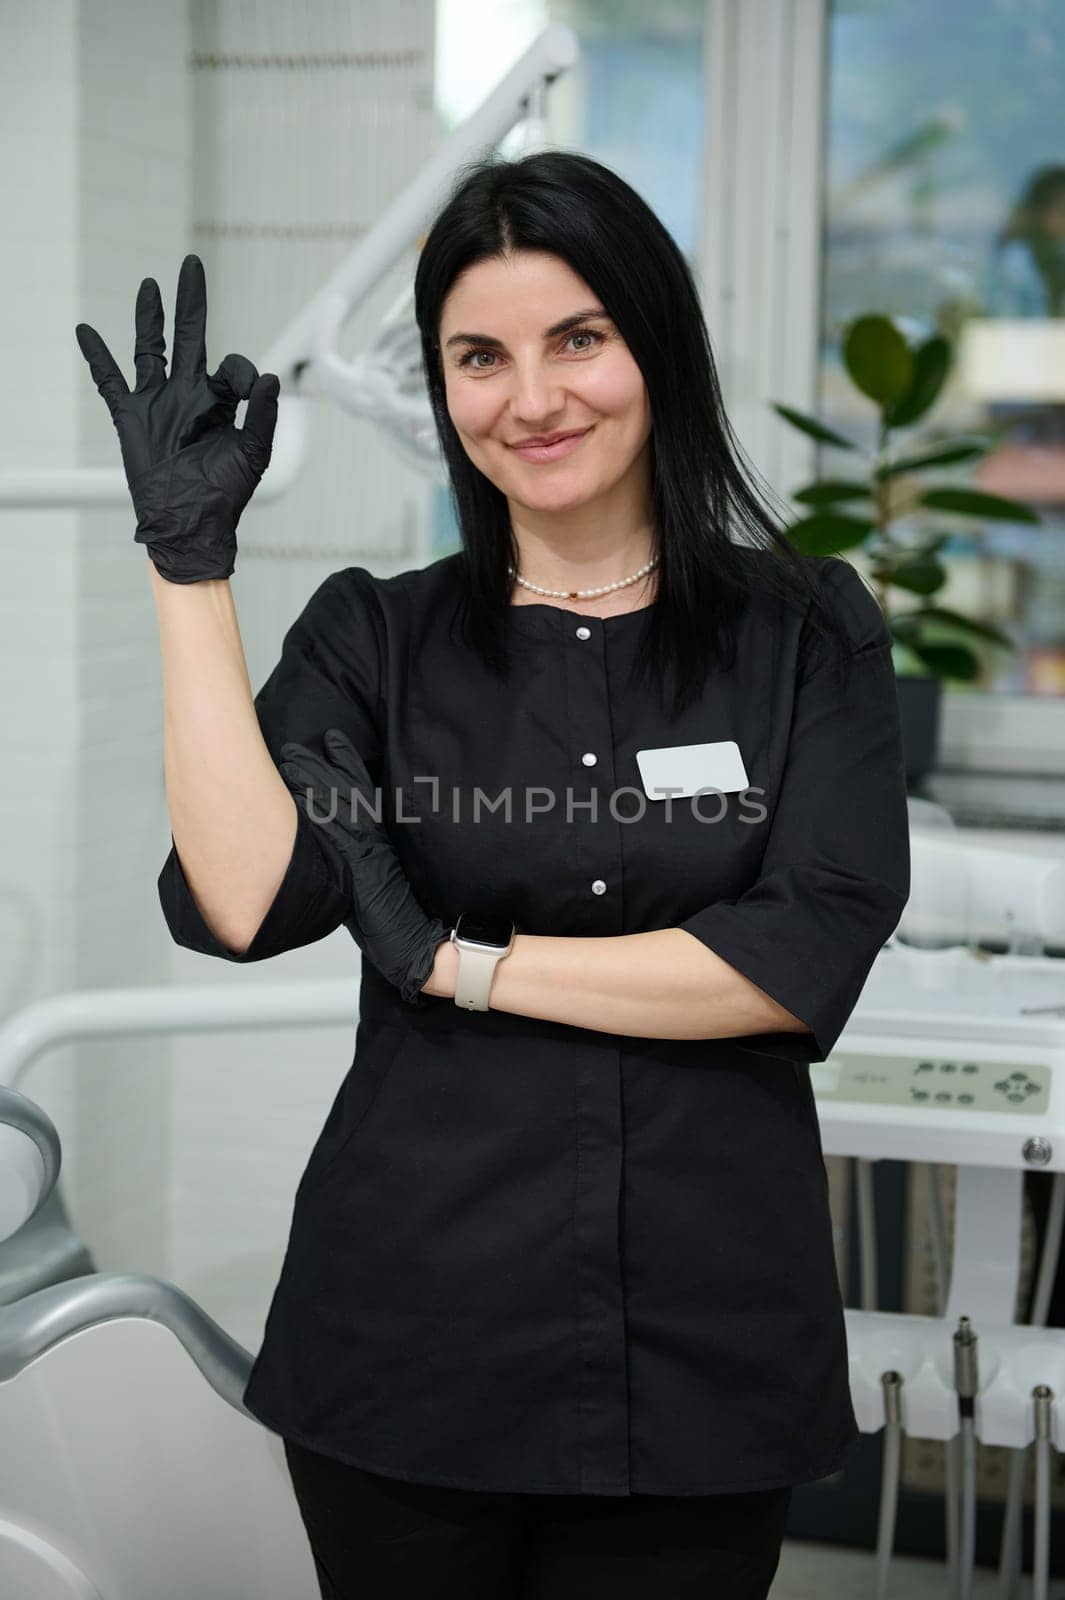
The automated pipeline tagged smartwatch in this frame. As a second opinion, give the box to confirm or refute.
[450,912,517,1012]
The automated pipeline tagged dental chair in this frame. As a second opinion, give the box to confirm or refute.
[0,998,353,1599]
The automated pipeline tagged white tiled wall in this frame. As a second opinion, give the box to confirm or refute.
[1,0,437,1360]
[171,0,436,1356]
[0,0,86,1216]
[72,0,191,1281]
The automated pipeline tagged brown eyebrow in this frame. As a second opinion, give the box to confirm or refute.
[443,308,611,351]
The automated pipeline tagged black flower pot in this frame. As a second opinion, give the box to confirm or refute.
[894,673,942,792]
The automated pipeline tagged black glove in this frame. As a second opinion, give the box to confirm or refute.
[279,728,449,1006]
[75,253,279,584]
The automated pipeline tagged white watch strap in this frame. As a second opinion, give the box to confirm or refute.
[453,942,508,1011]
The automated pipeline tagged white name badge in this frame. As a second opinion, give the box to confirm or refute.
[635,740,750,800]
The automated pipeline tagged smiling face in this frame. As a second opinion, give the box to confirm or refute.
[437,250,653,524]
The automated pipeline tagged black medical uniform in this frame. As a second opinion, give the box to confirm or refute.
[158,548,910,1497]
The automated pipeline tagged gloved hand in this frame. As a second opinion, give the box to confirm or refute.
[279,728,449,1006]
[75,253,279,583]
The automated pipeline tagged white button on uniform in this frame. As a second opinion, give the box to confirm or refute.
[575,626,591,640]
[581,752,597,767]
[591,879,607,895]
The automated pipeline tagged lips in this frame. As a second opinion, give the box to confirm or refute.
[511,430,586,448]
[509,428,592,462]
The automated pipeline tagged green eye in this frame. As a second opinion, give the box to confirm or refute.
[457,327,605,371]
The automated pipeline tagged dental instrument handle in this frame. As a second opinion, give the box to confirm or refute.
[954,1316,979,1600]
[875,1371,903,1600]
[1032,1386,1052,1600]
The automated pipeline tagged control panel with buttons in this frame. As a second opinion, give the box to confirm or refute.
[810,1053,1051,1115]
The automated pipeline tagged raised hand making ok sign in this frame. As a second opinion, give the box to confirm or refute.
[76,253,280,583]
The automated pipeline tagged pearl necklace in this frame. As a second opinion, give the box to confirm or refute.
[508,554,659,601]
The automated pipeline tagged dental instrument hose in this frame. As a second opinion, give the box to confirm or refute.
[929,1163,961,1599]
[1032,1385,1052,1600]
[954,1315,979,1600]
[875,1370,904,1600]
[999,1173,1065,1600]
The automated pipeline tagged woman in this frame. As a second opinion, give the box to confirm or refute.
[77,150,910,1599]
[985,164,1065,319]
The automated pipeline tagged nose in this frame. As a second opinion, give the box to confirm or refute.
[508,360,568,429]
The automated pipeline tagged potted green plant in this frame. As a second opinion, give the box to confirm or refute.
[771,313,1041,788]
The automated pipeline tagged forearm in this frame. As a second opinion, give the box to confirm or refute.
[150,561,298,952]
[424,927,812,1042]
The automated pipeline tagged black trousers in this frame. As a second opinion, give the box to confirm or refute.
[283,1436,793,1599]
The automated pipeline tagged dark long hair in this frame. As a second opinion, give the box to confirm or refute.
[413,148,856,719]
[995,165,1065,317]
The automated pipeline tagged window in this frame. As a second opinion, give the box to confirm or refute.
[821,0,1065,701]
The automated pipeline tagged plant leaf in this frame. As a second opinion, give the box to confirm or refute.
[873,434,996,480]
[785,513,876,555]
[906,639,982,681]
[770,401,860,450]
[791,479,872,506]
[910,605,1016,650]
[884,333,951,428]
[872,554,946,594]
[843,315,914,405]
[918,487,1040,523]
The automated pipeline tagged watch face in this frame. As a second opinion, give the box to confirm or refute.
[454,912,515,949]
